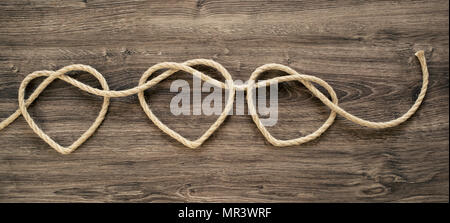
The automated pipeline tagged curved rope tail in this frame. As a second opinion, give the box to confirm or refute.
[341,50,428,128]
[300,50,429,129]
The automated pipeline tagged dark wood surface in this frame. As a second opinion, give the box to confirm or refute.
[0,0,448,202]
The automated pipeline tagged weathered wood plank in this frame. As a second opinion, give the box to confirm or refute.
[0,0,448,202]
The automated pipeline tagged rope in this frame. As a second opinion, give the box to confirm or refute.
[0,51,429,154]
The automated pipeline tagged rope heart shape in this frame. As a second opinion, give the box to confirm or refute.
[246,64,339,147]
[17,66,110,154]
[0,51,429,154]
[137,59,235,149]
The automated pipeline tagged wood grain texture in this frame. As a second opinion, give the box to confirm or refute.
[0,0,448,202]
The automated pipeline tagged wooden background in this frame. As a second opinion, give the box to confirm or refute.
[0,0,448,202]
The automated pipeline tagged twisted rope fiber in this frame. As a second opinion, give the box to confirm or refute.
[0,51,429,154]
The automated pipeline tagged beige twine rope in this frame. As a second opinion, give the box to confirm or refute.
[0,51,429,154]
